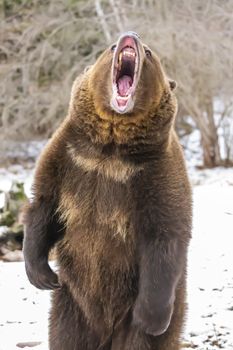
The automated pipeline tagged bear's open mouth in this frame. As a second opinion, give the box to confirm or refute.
[116,47,136,98]
[111,35,140,113]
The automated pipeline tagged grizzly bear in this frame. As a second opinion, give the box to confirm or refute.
[23,32,192,350]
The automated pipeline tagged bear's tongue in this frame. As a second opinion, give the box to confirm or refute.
[117,75,133,96]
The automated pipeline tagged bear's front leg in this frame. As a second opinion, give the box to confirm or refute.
[133,237,186,336]
[23,141,66,290]
[23,198,63,290]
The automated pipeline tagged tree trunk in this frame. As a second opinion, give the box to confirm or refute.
[189,96,221,168]
[195,104,222,168]
[200,129,221,168]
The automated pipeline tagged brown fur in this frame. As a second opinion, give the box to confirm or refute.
[23,33,192,350]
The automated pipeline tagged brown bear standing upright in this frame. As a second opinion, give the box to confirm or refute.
[23,32,192,350]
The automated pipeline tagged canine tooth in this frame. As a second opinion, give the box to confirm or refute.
[118,52,122,68]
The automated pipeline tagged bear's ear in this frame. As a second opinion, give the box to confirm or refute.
[84,65,93,73]
[168,79,177,91]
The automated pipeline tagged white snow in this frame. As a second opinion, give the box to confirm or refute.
[0,165,34,200]
[0,140,47,162]
[0,262,50,350]
[184,183,233,349]
[0,137,233,349]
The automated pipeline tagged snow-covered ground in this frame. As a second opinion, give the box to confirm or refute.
[185,183,233,349]
[0,137,233,349]
[0,262,50,350]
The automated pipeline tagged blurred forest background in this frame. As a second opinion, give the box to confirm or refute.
[0,0,233,168]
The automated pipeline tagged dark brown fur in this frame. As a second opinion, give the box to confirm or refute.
[23,34,192,350]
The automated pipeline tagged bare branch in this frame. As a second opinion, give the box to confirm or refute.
[95,0,112,43]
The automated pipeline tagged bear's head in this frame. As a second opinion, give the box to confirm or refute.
[87,32,176,119]
[69,32,177,145]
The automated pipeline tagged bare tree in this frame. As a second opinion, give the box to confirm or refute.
[0,0,106,139]
[115,0,233,167]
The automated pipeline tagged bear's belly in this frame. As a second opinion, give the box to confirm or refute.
[56,223,138,332]
[56,172,138,330]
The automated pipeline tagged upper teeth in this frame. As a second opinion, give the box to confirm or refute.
[118,49,135,65]
[122,50,135,57]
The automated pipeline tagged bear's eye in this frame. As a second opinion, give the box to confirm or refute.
[145,48,152,57]
[111,44,117,51]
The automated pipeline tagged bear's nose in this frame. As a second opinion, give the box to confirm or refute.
[122,31,140,39]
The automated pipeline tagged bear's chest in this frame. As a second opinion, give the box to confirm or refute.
[59,152,140,240]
